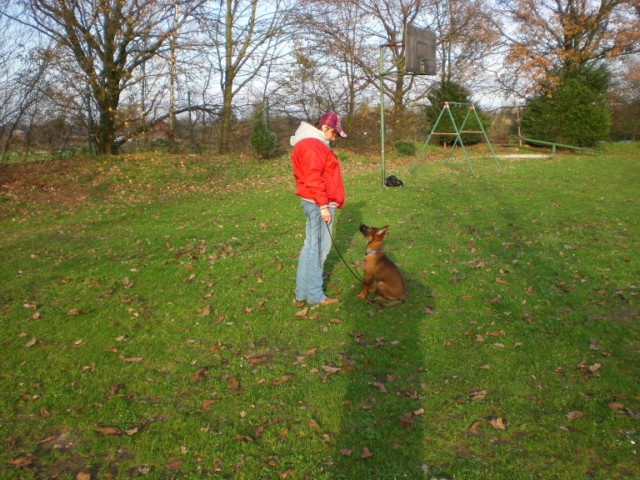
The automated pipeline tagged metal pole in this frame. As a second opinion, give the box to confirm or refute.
[188,91,194,154]
[379,47,386,187]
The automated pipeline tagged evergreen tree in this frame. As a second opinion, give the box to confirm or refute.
[250,104,278,159]
[521,65,611,147]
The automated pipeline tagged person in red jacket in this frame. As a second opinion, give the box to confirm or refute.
[290,112,346,306]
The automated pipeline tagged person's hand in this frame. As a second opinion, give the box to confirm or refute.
[320,207,332,224]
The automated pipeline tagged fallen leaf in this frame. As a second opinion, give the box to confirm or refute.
[469,390,487,400]
[308,419,321,431]
[191,368,207,382]
[361,447,372,458]
[468,421,483,435]
[607,402,624,410]
[119,355,143,363]
[274,375,293,386]
[422,305,435,314]
[372,382,387,393]
[303,348,318,356]
[340,449,352,456]
[7,455,34,467]
[201,399,216,409]
[566,411,586,421]
[76,473,90,480]
[398,412,415,426]
[322,365,341,374]
[24,338,37,348]
[487,330,505,337]
[245,355,269,365]
[198,305,211,316]
[489,417,506,430]
[228,378,240,393]
[96,427,121,436]
[294,307,308,318]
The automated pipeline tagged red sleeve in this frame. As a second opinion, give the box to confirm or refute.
[293,139,329,206]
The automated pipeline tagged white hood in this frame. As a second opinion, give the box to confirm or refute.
[290,121,329,147]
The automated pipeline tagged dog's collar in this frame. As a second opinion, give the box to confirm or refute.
[364,249,380,257]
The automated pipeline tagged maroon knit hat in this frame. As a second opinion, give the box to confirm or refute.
[318,112,347,138]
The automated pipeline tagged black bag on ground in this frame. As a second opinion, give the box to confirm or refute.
[385,175,404,187]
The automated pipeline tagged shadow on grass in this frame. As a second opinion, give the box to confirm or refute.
[324,200,431,478]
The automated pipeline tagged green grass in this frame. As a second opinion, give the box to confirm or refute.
[1,144,639,479]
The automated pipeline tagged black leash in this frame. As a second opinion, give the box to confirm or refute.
[325,222,365,285]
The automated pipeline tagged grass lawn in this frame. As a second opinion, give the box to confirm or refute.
[1,143,639,479]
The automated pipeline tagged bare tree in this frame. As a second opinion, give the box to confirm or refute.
[0,9,53,162]
[198,0,294,154]
[10,0,204,155]
[428,0,499,86]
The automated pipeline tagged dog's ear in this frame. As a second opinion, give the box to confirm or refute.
[379,225,390,236]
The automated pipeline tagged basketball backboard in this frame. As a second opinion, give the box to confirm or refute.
[405,25,436,75]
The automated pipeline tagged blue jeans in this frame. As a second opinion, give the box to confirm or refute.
[295,200,335,304]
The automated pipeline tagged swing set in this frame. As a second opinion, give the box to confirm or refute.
[410,101,500,177]
[378,26,499,182]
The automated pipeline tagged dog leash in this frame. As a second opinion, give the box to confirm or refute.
[325,222,365,285]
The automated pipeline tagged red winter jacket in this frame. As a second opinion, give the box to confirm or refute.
[291,124,344,209]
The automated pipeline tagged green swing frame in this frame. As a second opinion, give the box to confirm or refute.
[410,101,500,176]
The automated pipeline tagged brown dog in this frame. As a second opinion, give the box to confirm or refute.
[357,224,407,307]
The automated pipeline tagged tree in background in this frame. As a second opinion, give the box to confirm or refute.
[16,0,204,155]
[497,0,639,96]
[199,0,294,155]
[250,103,277,159]
[430,0,499,87]
[496,0,637,144]
[521,65,611,146]
[608,58,640,141]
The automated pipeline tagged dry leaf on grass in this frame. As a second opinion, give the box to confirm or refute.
[274,375,293,386]
[308,419,321,431]
[96,427,121,436]
[372,382,387,393]
[468,421,483,435]
[566,411,586,421]
[119,355,143,363]
[489,417,506,430]
[361,447,372,458]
